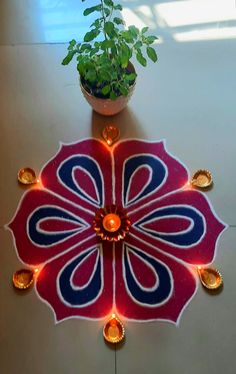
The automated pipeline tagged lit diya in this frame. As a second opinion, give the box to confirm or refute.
[103,314,125,344]
[102,125,120,146]
[13,269,35,290]
[18,167,37,185]
[93,205,131,241]
[191,169,213,189]
[197,266,223,290]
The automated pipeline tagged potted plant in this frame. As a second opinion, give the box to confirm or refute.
[62,0,158,116]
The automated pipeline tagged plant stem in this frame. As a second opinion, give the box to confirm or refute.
[108,5,114,22]
[101,0,109,57]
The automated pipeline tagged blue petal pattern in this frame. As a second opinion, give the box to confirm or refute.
[28,207,87,246]
[59,248,102,306]
[124,155,166,206]
[58,156,103,206]
[135,206,204,246]
[124,245,172,305]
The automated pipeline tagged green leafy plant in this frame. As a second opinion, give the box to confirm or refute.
[62,0,158,100]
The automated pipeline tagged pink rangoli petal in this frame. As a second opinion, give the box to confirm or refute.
[41,139,113,212]
[113,140,188,211]
[114,236,197,323]
[8,189,94,265]
[36,238,114,321]
[130,189,226,265]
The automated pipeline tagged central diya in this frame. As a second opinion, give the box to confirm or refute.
[93,205,131,241]
[103,213,121,232]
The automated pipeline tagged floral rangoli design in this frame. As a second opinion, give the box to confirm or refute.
[8,139,226,324]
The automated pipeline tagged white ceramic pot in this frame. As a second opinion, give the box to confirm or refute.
[80,62,136,116]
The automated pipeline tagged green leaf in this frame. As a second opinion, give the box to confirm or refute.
[119,43,131,67]
[121,43,131,56]
[90,47,99,56]
[110,91,117,100]
[111,45,117,56]
[128,25,139,38]
[98,54,110,64]
[104,0,113,6]
[80,43,92,52]
[101,85,111,95]
[77,62,85,75]
[146,46,157,62]
[100,69,111,81]
[68,39,76,50]
[109,68,118,80]
[101,39,114,50]
[121,30,134,43]
[146,35,158,45]
[136,50,147,67]
[120,58,128,68]
[134,41,142,49]
[90,19,101,28]
[104,7,111,16]
[113,17,124,25]
[141,26,149,34]
[61,50,76,65]
[83,5,101,16]
[114,4,122,10]
[86,69,97,82]
[125,72,136,81]
[84,29,100,42]
[104,21,115,37]
[119,85,129,96]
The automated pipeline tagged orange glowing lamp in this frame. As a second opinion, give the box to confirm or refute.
[103,313,125,344]
[93,205,131,241]
[197,266,223,290]
[13,267,41,290]
[102,125,120,146]
[18,167,38,185]
[102,213,121,232]
[191,169,213,189]
[13,269,35,290]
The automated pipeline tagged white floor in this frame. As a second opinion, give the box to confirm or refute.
[0,1,236,373]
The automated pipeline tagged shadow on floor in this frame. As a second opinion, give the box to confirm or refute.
[90,107,147,141]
